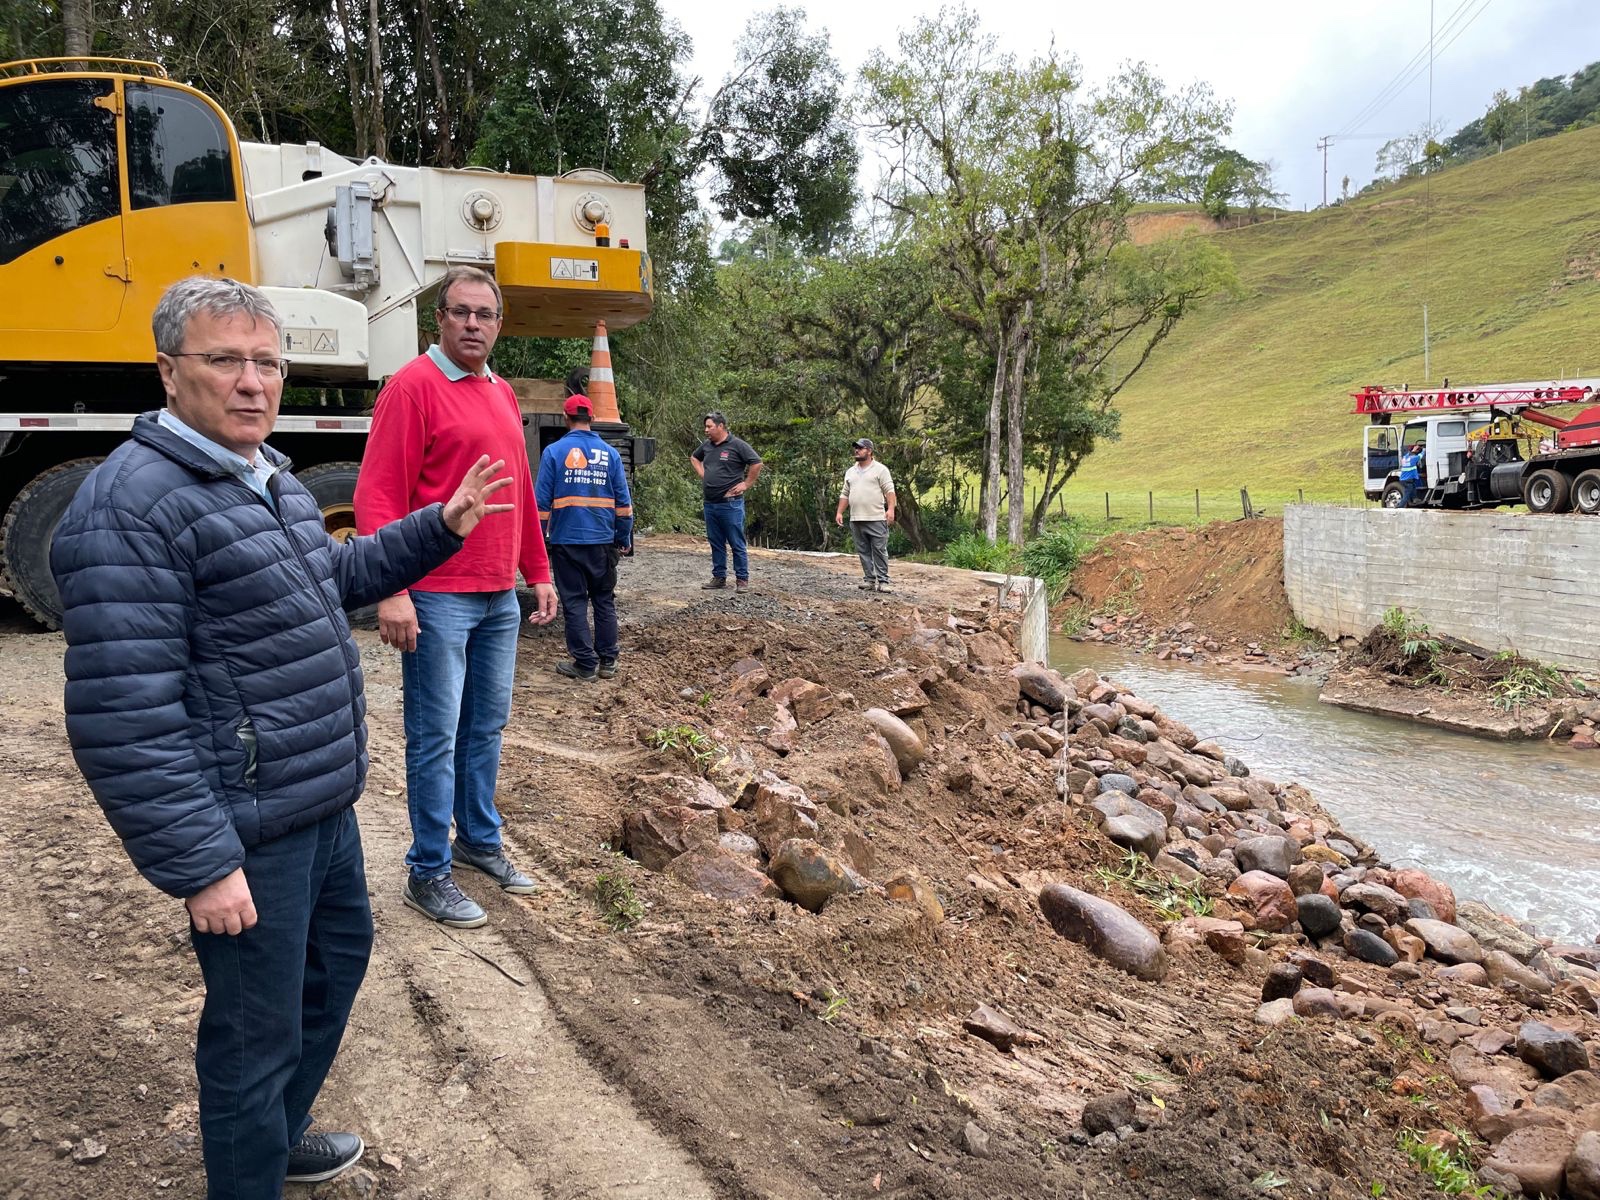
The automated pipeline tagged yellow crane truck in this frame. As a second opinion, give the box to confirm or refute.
[0,57,655,628]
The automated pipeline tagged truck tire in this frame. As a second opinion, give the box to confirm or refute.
[1524,469,1571,514]
[296,461,377,629]
[1381,481,1407,509]
[1,457,102,630]
[1574,469,1600,515]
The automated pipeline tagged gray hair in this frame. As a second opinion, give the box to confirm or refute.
[152,276,281,356]
[436,266,503,313]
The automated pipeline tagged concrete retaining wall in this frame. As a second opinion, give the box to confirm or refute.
[1283,505,1600,673]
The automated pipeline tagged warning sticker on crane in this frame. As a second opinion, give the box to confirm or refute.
[549,257,601,283]
[282,328,340,355]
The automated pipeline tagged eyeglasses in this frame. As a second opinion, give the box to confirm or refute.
[169,352,289,378]
[440,305,502,324]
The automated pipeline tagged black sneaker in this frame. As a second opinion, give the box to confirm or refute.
[700,577,727,590]
[452,841,539,895]
[556,659,599,681]
[598,659,619,679]
[286,1131,364,1183]
[403,873,487,928]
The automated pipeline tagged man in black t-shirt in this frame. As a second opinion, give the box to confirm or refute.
[690,412,763,591]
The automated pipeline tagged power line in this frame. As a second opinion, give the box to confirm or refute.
[1332,0,1493,139]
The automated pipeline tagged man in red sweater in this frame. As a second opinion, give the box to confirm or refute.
[354,267,558,929]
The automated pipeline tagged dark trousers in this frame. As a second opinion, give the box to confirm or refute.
[191,807,373,1200]
[703,498,749,581]
[551,542,620,670]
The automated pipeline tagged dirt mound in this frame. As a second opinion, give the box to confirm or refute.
[1062,518,1294,649]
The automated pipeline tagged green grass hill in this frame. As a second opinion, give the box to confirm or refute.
[1058,125,1600,523]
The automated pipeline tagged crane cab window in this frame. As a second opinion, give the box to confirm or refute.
[0,78,119,265]
[126,84,234,210]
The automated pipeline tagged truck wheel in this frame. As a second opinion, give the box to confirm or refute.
[1381,481,1407,509]
[1574,470,1600,515]
[1,457,102,630]
[296,462,377,629]
[1524,469,1572,514]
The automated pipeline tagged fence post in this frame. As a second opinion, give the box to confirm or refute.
[1241,488,1254,519]
[1147,491,1153,522]
[1104,492,1111,520]
[1194,489,1200,518]
[1298,487,1305,505]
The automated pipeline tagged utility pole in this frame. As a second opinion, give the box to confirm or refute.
[1423,304,1431,383]
[1317,136,1333,207]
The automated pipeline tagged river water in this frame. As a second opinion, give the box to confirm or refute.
[1051,639,1600,944]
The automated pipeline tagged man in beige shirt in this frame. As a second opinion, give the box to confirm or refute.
[834,438,896,593]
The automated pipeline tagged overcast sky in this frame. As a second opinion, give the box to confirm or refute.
[660,0,1599,209]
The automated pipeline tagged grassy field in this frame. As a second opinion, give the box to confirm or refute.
[1057,125,1600,509]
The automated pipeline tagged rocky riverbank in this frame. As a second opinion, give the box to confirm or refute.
[596,559,1599,1198]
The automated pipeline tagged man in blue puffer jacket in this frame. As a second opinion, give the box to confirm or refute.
[50,276,514,1199]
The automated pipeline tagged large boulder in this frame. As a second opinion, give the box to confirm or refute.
[1404,918,1485,965]
[1570,1131,1600,1200]
[668,848,782,901]
[748,779,820,855]
[1344,928,1399,968]
[1390,868,1457,925]
[1341,882,1408,925]
[1456,900,1542,963]
[862,708,926,774]
[770,677,837,724]
[1486,949,1556,995]
[1296,893,1342,939]
[621,805,719,871]
[767,840,870,913]
[1038,884,1168,982]
[1484,1126,1578,1199]
[1103,813,1166,860]
[1235,835,1296,879]
[1517,1021,1593,1080]
[1011,662,1071,711]
[1227,871,1298,932]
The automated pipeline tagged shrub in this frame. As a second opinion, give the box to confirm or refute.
[1018,518,1096,600]
[942,533,1014,573]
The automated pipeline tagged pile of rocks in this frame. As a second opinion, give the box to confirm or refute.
[1011,660,1600,1195]
[1068,616,1323,675]
[616,724,941,922]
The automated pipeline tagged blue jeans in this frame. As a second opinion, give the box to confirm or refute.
[703,498,749,581]
[402,589,520,880]
[551,543,620,670]
[191,807,372,1200]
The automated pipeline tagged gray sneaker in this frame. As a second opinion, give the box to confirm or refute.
[598,659,619,679]
[452,841,539,895]
[286,1131,365,1183]
[403,872,487,928]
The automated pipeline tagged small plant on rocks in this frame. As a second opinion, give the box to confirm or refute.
[595,872,644,932]
[1397,1129,1491,1196]
[648,723,722,767]
[1094,849,1214,920]
[1488,654,1564,711]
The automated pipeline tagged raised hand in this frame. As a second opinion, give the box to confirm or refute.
[443,456,514,537]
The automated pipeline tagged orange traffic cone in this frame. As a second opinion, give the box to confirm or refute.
[586,320,620,423]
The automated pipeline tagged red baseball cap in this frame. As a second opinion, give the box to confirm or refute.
[564,395,593,417]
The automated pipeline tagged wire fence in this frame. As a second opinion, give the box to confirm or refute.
[931,483,1374,530]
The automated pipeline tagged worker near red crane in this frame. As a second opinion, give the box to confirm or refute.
[355,266,559,931]
[1399,443,1424,507]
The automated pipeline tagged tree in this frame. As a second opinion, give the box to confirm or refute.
[1483,87,1512,152]
[702,8,858,253]
[717,241,947,548]
[862,7,1233,543]
[62,0,90,54]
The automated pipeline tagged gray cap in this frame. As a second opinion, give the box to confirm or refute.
[852,438,874,451]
